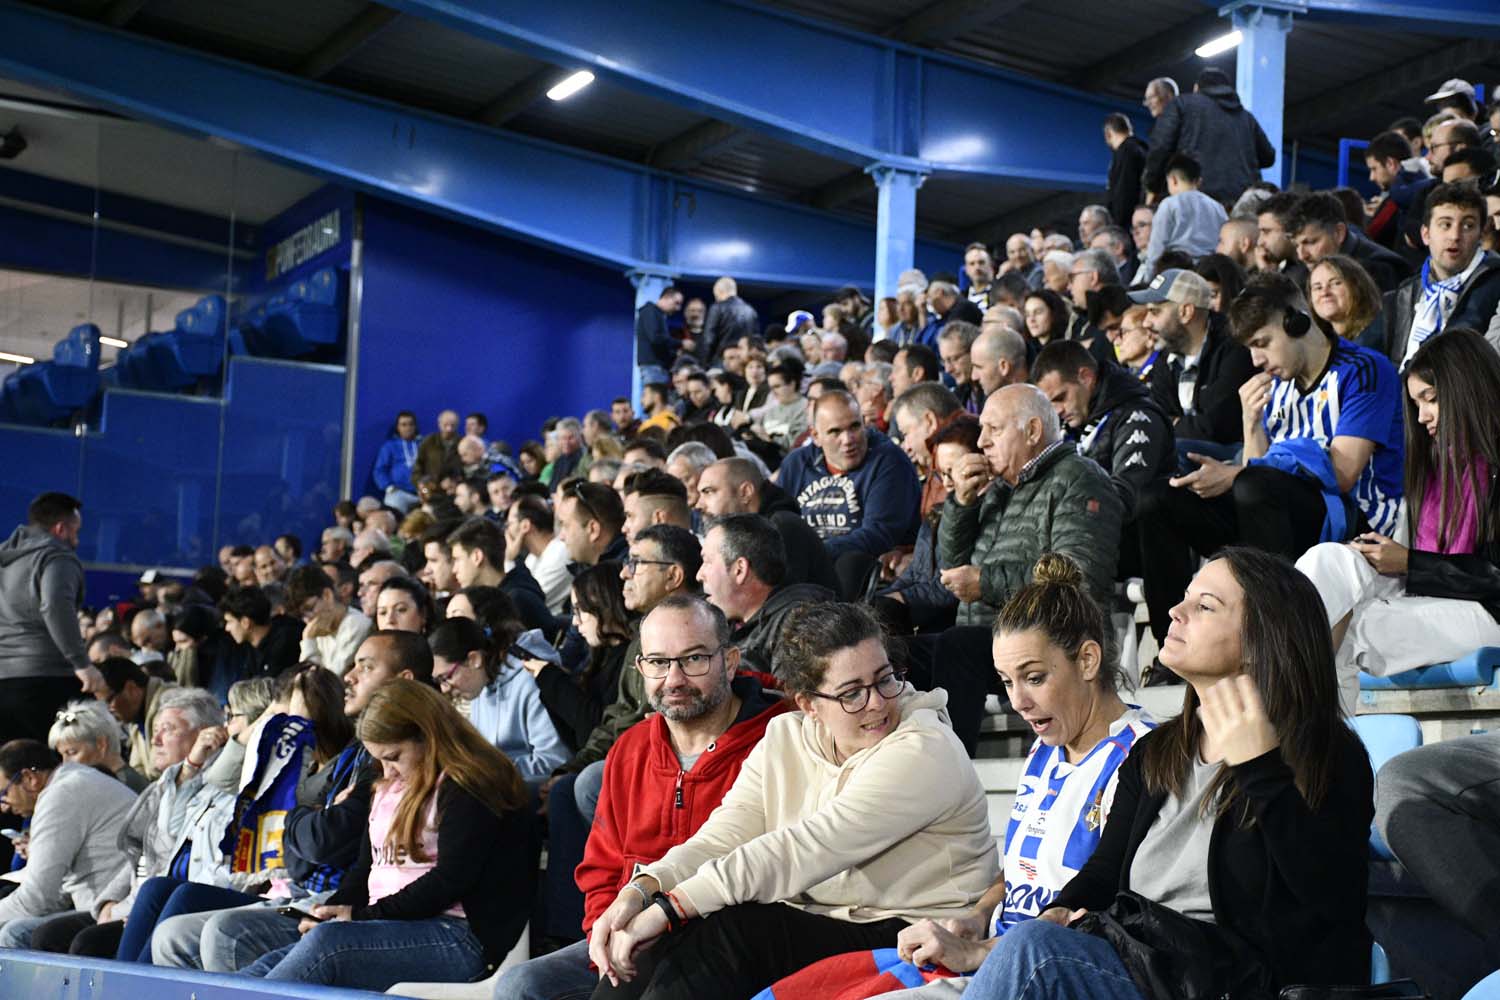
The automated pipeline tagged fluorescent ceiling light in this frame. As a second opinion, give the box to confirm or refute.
[0,351,35,364]
[100,336,128,348]
[547,70,595,101]
[1195,30,1242,58]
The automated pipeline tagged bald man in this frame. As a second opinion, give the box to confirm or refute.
[931,385,1124,753]
[698,276,760,365]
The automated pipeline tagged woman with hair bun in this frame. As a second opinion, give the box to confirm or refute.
[769,554,1155,997]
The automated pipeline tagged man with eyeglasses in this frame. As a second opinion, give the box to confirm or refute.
[494,594,787,1000]
[0,739,135,947]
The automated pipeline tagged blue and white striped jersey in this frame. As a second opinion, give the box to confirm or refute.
[1262,338,1404,536]
[994,707,1156,935]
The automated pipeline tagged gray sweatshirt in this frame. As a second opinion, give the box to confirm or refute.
[0,763,137,924]
[0,524,89,679]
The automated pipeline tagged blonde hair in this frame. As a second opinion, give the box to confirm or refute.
[357,679,526,861]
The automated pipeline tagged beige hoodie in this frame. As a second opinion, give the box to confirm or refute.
[638,688,998,924]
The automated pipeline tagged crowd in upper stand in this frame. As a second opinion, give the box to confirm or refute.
[0,68,1498,1000]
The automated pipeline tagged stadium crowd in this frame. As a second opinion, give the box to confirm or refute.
[0,69,1498,1000]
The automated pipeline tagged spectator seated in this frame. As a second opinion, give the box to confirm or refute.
[1359,647,1500,691]
[262,268,341,357]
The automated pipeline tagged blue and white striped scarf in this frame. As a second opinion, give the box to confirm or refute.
[1407,251,1483,364]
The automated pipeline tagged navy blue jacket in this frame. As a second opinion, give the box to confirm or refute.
[777,430,921,559]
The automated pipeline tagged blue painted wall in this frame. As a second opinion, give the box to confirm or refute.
[353,199,634,495]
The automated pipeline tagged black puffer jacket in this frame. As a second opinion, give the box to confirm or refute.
[1406,466,1500,623]
[1143,84,1276,204]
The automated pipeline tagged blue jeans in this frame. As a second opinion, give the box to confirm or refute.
[116,876,260,962]
[544,772,590,941]
[195,900,306,972]
[493,938,594,1000]
[245,915,486,989]
[965,919,1145,1000]
[573,760,605,822]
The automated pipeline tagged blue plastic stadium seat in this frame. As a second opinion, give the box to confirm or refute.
[261,268,340,356]
[5,323,101,424]
[1360,648,1500,691]
[1465,969,1500,1000]
[144,296,227,388]
[1351,714,1422,861]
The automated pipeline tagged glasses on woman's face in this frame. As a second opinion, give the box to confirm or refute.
[636,648,722,680]
[808,668,907,714]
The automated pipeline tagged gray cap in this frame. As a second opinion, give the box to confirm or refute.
[1425,78,1475,103]
[1128,269,1214,309]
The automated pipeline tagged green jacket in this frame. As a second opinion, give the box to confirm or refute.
[938,442,1123,627]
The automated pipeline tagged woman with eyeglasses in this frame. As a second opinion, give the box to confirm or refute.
[47,699,147,792]
[773,555,1155,997]
[427,617,568,787]
[588,601,997,1000]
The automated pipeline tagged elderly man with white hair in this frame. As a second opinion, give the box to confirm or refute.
[931,384,1124,753]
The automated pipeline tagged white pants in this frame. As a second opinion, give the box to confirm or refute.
[1296,542,1500,713]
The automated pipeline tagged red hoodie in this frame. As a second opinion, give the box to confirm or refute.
[575,678,790,932]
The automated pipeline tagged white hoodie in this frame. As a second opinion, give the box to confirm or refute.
[639,688,998,924]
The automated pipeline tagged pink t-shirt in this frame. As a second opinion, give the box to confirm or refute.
[1414,457,1489,556]
[365,778,465,918]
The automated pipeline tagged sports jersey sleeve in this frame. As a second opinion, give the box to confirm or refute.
[1331,350,1399,445]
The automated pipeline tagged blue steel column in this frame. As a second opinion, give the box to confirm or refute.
[628,270,673,411]
[1231,6,1293,185]
[870,165,928,334]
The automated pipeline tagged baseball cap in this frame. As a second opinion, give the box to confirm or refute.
[1128,269,1214,309]
[784,310,814,333]
[138,569,158,584]
[1425,78,1476,104]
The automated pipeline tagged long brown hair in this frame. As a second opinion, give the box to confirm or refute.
[1137,547,1342,816]
[287,665,355,764]
[357,679,526,861]
[1404,328,1500,549]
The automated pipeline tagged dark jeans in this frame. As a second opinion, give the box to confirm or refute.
[927,626,1003,756]
[116,876,261,962]
[1136,465,1367,643]
[72,919,124,957]
[543,772,589,942]
[28,909,95,952]
[0,674,84,744]
[589,902,907,1000]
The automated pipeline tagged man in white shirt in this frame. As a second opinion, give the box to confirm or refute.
[506,496,571,616]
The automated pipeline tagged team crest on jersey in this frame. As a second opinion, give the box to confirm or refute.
[1084,789,1105,832]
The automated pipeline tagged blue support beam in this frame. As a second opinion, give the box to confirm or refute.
[381,0,1134,188]
[871,166,927,305]
[1230,6,1293,186]
[1214,0,1500,38]
[0,2,955,291]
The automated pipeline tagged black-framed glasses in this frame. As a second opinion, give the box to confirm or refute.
[807,669,907,714]
[636,647,723,679]
[624,555,675,574]
[0,768,33,801]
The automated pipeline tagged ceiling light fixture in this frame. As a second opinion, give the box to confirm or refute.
[0,351,35,364]
[547,70,596,101]
[1195,30,1242,58]
[99,336,128,348]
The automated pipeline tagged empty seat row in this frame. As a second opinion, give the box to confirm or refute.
[105,294,228,393]
[1360,647,1500,691]
[229,267,342,359]
[0,322,101,425]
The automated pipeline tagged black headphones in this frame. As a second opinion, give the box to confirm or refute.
[1237,284,1312,339]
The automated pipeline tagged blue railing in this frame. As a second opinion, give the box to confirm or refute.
[0,951,391,999]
